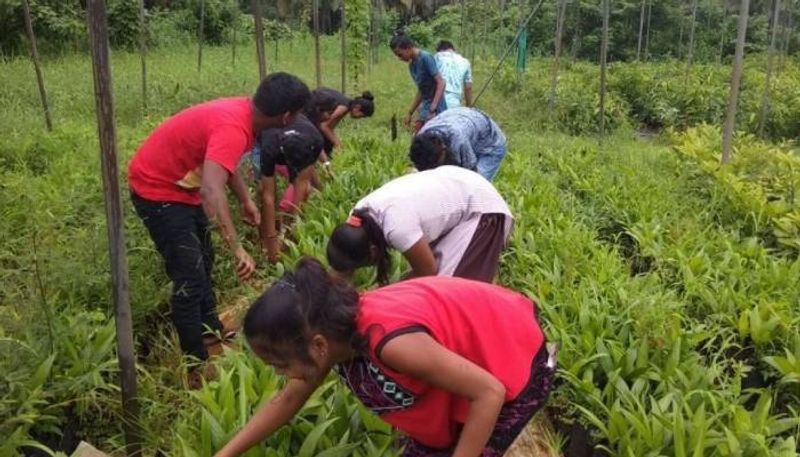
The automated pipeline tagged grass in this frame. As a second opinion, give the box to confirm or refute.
[1,35,799,456]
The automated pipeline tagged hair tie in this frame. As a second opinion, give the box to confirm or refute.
[347,215,362,227]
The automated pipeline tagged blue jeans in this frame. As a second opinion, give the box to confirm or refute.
[477,144,508,181]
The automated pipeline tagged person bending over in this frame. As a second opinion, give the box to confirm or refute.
[304,87,375,156]
[214,258,555,457]
[410,107,507,181]
[327,166,512,284]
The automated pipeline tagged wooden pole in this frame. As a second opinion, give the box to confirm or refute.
[548,0,567,113]
[314,0,322,88]
[721,0,751,164]
[197,0,205,72]
[685,0,699,78]
[644,0,652,60]
[460,0,466,46]
[778,0,794,73]
[758,0,782,137]
[85,1,141,455]
[636,0,646,61]
[138,0,147,111]
[599,0,610,136]
[21,0,52,132]
[232,4,237,66]
[253,0,267,80]
[341,0,347,92]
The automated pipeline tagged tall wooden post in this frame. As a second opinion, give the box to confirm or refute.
[636,0,646,60]
[779,0,794,73]
[599,0,610,136]
[253,0,267,80]
[548,0,567,113]
[341,0,347,92]
[21,0,52,131]
[314,0,322,88]
[85,0,141,455]
[197,0,205,72]
[758,0,782,137]
[232,5,237,66]
[138,0,147,111]
[722,0,751,164]
[644,0,652,60]
[685,0,699,78]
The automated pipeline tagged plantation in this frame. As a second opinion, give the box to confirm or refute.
[2,1,800,456]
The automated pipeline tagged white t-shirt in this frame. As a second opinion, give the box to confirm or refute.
[353,166,512,252]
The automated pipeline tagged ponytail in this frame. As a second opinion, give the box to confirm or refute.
[327,209,391,284]
[351,91,375,117]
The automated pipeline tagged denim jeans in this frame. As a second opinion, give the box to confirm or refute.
[131,192,222,360]
[476,144,508,181]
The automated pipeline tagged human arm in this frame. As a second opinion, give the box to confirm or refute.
[380,333,507,457]
[259,176,280,263]
[401,238,438,278]
[429,73,446,120]
[287,166,315,215]
[213,377,324,457]
[319,105,348,150]
[404,92,423,129]
[464,63,474,107]
[201,160,255,280]
[228,171,260,226]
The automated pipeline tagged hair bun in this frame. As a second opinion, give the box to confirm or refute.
[361,91,374,101]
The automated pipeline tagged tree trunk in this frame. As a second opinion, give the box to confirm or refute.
[721,0,751,164]
[21,0,52,131]
[314,0,322,88]
[85,1,141,455]
[341,1,347,92]
[636,0,646,61]
[232,5,237,66]
[253,0,267,80]
[685,0,699,78]
[599,0,610,136]
[758,0,782,137]
[548,0,567,112]
[779,0,794,73]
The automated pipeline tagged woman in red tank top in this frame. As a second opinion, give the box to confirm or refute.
[214,258,555,457]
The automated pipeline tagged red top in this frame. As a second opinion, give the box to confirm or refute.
[128,97,254,205]
[350,276,544,449]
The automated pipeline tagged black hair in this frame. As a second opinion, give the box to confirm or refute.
[409,133,448,171]
[436,40,455,52]
[326,209,390,284]
[243,257,361,362]
[350,91,375,117]
[389,31,415,50]
[253,72,311,116]
[280,124,324,174]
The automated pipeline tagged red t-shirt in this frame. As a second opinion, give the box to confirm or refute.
[350,276,544,449]
[128,97,254,205]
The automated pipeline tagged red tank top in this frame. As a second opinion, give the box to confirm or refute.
[343,276,544,449]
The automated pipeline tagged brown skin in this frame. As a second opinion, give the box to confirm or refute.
[200,104,296,280]
[402,237,439,278]
[464,82,473,107]
[259,165,316,263]
[215,331,506,457]
[393,47,446,130]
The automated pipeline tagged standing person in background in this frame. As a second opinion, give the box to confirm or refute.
[390,32,447,132]
[435,40,473,109]
[326,166,513,285]
[213,258,555,457]
[409,107,508,181]
[128,73,310,364]
[304,88,375,158]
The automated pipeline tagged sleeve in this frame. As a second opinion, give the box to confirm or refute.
[464,61,473,84]
[205,125,251,173]
[450,132,477,171]
[259,130,280,178]
[381,206,424,253]
[423,54,440,77]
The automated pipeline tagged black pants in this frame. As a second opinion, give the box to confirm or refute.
[131,192,222,360]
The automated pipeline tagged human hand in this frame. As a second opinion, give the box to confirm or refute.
[234,246,256,281]
[402,113,412,129]
[240,200,260,226]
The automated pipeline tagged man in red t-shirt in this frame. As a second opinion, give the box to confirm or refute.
[128,72,310,361]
